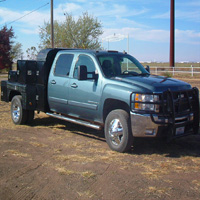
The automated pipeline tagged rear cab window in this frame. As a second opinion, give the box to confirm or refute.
[54,54,74,77]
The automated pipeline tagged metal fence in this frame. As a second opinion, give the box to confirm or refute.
[150,66,200,77]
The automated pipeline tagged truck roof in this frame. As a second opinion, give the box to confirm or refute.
[37,48,126,61]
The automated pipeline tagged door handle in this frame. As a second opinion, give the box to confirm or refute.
[71,83,78,88]
[51,80,56,84]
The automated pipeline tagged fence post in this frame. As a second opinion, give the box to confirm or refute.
[191,65,193,77]
[155,67,157,75]
[173,67,174,76]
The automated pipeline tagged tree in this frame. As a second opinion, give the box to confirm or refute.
[11,42,23,62]
[0,26,14,70]
[26,46,38,60]
[39,12,103,49]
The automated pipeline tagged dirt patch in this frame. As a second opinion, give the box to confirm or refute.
[0,77,200,200]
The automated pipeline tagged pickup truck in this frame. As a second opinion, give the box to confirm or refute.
[1,48,199,152]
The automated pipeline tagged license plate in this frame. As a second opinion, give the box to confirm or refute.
[176,127,185,135]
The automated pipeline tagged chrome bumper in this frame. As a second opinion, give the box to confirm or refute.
[130,112,194,137]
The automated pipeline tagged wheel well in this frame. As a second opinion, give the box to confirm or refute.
[103,99,130,122]
[9,91,21,101]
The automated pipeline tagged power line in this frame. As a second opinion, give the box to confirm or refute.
[5,2,49,26]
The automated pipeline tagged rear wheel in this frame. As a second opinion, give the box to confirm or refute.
[105,109,133,153]
[11,95,28,125]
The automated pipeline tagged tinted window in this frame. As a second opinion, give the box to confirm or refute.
[74,55,96,79]
[55,54,74,76]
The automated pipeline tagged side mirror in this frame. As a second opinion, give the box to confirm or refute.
[78,65,87,80]
[146,65,150,73]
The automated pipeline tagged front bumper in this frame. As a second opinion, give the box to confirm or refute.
[130,112,197,138]
[130,88,199,138]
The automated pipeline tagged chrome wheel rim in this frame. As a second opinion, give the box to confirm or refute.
[108,119,123,146]
[12,100,20,122]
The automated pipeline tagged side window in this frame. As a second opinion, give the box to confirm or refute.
[74,55,96,79]
[54,54,74,76]
[98,56,122,77]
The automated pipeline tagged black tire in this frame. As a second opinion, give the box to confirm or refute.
[11,95,28,125]
[104,109,133,153]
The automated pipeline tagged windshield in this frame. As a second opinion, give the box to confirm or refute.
[97,54,148,78]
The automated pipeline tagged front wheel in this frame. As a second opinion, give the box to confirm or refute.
[11,95,28,125]
[104,109,133,153]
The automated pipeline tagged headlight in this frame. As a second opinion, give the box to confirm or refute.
[133,93,160,112]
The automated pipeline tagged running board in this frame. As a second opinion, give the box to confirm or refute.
[46,113,102,130]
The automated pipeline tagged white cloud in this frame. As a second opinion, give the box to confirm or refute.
[0,7,50,28]
[152,10,200,22]
[175,29,200,44]
[176,10,200,22]
[55,3,82,16]
[0,7,22,24]
[152,11,169,19]
[102,27,200,45]
[102,28,169,43]
[20,28,39,35]
[0,2,149,35]
[177,0,200,7]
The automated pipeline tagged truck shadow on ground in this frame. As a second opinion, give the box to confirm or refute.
[132,136,200,158]
[32,116,200,158]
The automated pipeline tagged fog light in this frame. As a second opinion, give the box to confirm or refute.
[145,129,156,136]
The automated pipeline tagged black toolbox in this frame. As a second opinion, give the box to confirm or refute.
[36,61,46,85]
[8,70,18,82]
[1,80,8,102]
[17,60,37,84]
[36,84,49,112]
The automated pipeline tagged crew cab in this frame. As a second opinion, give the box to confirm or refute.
[1,48,199,152]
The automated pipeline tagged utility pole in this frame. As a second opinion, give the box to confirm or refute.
[51,0,54,48]
[170,0,175,67]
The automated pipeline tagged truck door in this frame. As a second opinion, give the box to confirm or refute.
[68,54,102,121]
[48,53,74,114]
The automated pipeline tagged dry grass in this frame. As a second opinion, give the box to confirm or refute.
[8,136,24,142]
[144,186,171,198]
[81,171,96,178]
[192,180,200,191]
[77,190,94,198]
[29,141,48,148]
[141,157,200,180]
[0,139,8,143]
[44,161,96,179]
[54,154,95,163]
[4,149,31,158]
[54,166,76,175]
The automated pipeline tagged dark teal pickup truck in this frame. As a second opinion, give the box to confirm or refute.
[1,49,199,152]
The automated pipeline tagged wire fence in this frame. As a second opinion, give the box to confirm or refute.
[149,66,200,77]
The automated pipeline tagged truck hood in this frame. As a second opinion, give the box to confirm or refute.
[112,75,191,92]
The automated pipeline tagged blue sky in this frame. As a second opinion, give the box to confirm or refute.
[0,0,200,62]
